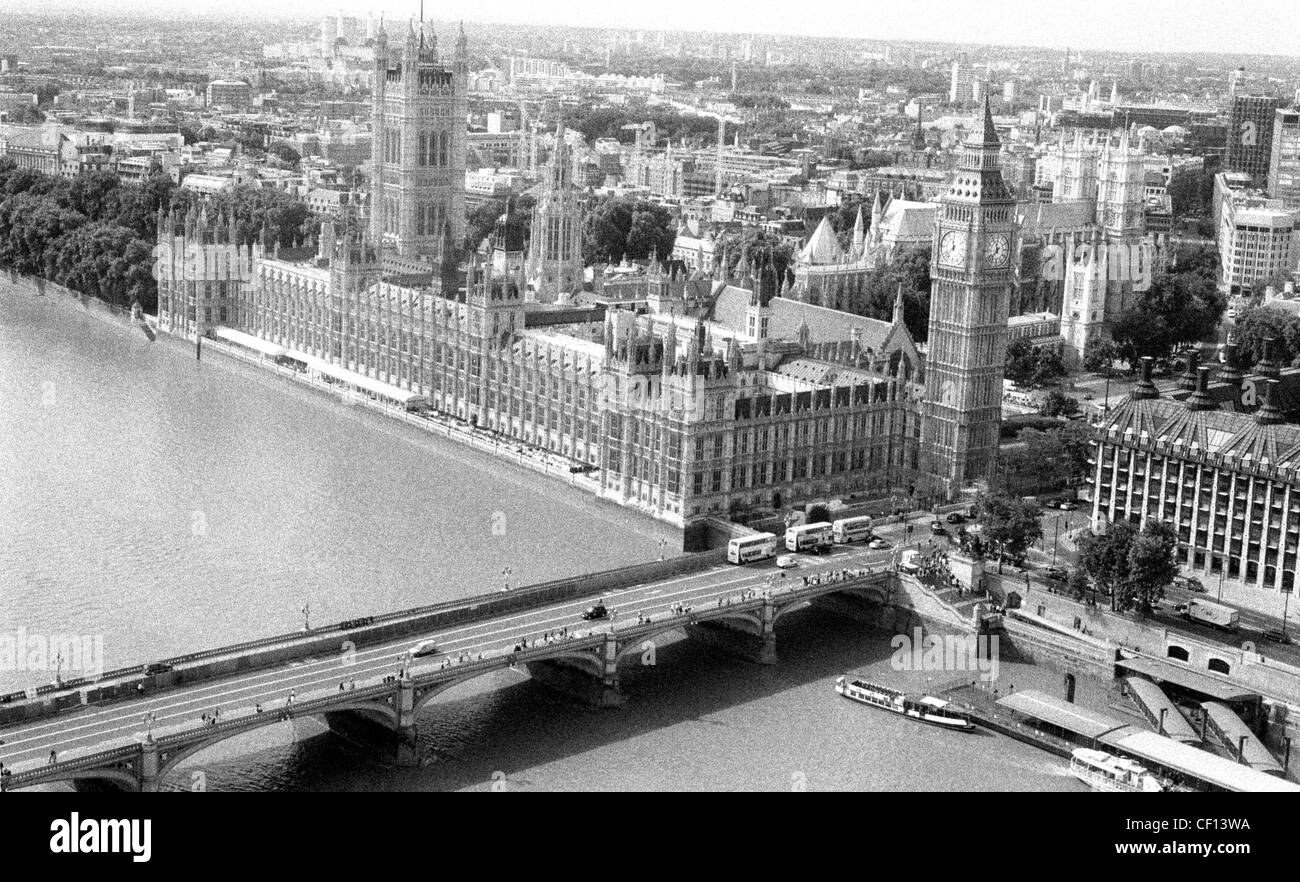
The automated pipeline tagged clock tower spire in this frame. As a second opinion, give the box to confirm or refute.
[920,97,1017,500]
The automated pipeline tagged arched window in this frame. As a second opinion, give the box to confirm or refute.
[1208,658,1231,675]
[438,131,449,166]
[1166,645,1189,662]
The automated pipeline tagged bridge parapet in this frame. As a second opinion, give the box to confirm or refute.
[0,550,727,728]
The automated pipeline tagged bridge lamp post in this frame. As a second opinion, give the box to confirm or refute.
[657,537,668,561]
[502,566,512,592]
[301,604,311,632]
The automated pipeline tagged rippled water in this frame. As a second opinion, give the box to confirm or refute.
[0,284,1088,791]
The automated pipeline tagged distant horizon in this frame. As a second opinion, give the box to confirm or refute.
[6,0,1300,60]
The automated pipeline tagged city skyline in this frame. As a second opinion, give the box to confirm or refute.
[9,0,1300,59]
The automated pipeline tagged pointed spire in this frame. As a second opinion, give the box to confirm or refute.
[893,282,906,325]
[966,95,999,147]
[851,204,866,257]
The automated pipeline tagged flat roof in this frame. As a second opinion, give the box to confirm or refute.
[1104,730,1300,792]
[996,689,1136,741]
[215,326,285,358]
[304,356,423,404]
[1116,656,1259,703]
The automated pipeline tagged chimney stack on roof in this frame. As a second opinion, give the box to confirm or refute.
[1255,336,1281,380]
[1177,348,1200,392]
[1256,378,1286,425]
[1131,356,1160,400]
[1184,365,1217,411]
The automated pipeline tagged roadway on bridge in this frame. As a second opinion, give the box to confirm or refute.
[0,542,896,781]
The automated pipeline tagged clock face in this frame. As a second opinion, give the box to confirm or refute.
[982,234,1009,267]
[939,231,967,267]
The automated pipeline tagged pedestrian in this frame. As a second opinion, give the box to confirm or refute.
[49,749,57,764]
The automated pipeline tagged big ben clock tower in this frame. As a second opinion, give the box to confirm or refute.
[921,98,1017,500]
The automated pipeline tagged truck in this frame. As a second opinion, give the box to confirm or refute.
[1174,599,1240,632]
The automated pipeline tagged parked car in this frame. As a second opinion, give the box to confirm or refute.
[1261,628,1292,645]
[581,603,609,621]
[1045,566,1069,582]
[929,522,947,536]
[945,512,965,525]
[411,639,439,658]
[1058,501,1078,511]
[1173,575,1206,593]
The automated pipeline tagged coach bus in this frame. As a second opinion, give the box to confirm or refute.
[727,532,779,564]
[832,515,874,544]
[785,522,834,553]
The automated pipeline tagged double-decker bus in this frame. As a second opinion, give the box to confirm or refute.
[727,532,778,564]
[832,515,873,544]
[784,522,833,552]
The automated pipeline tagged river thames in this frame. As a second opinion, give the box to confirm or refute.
[0,284,1086,791]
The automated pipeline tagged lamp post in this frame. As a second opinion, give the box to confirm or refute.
[1052,514,1061,567]
[502,566,513,592]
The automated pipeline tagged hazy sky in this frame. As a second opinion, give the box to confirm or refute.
[14,0,1300,58]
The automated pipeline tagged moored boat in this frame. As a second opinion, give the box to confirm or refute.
[835,676,975,731]
[1069,748,1165,792]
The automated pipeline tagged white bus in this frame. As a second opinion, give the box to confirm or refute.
[727,532,778,564]
[785,522,833,553]
[832,515,874,544]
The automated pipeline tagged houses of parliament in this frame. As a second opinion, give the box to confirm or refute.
[153,24,1017,526]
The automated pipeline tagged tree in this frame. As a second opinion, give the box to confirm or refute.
[1004,338,1038,386]
[1121,523,1178,616]
[977,495,1043,571]
[582,197,675,265]
[1112,254,1226,363]
[1005,339,1067,387]
[1082,338,1120,374]
[806,504,831,524]
[268,141,301,168]
[1067,568,1092,603]
[1039,390,1080,418]
[1231,305,1300,369]
[1079,524,1125,608]
[8,103,45,125]
[715,227,796,282]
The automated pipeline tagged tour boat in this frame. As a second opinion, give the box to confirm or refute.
[834,676,975,731]
[1069,748,1165,792]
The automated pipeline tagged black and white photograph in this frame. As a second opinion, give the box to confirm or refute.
[0,0,1295,853]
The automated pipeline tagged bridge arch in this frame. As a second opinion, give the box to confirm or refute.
[9,766,140,793]
[411,649,605,713]
[154,698,400,781]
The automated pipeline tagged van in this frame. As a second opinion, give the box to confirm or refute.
[776,554,799,568]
